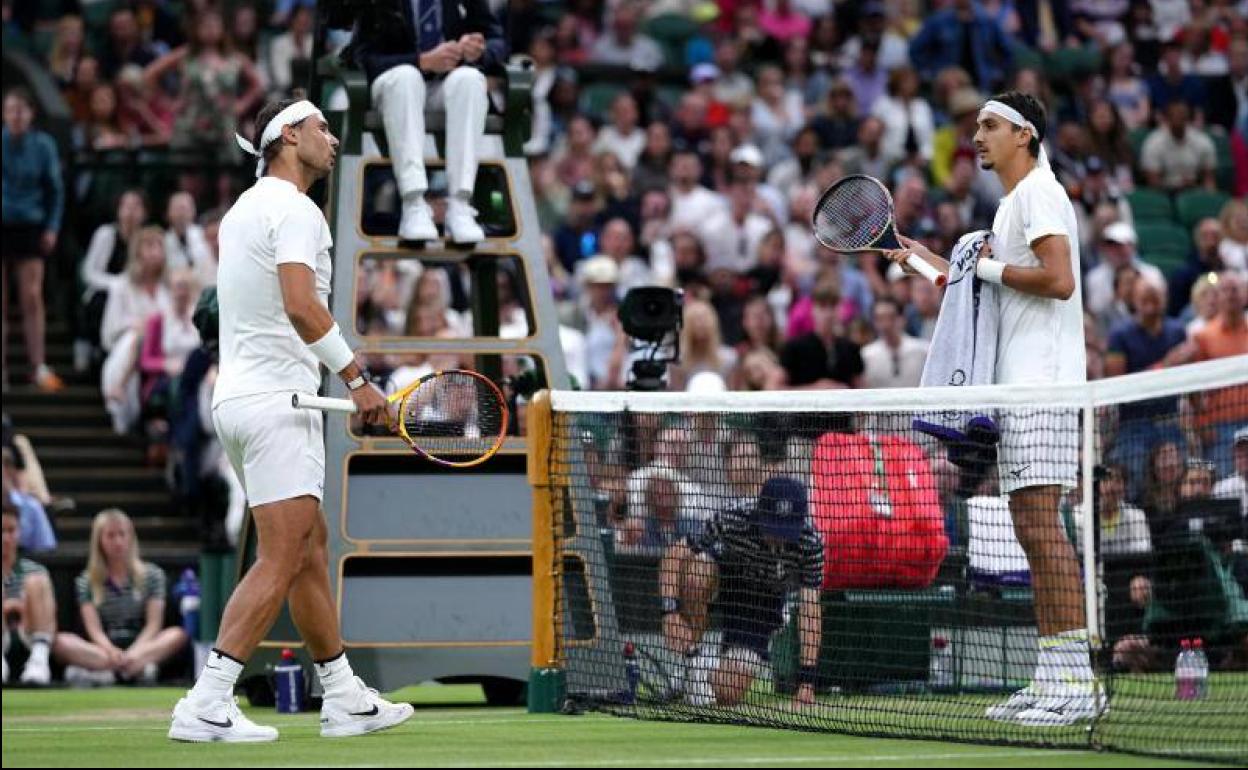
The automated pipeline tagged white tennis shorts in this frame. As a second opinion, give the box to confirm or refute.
[997,408,1080,495]
[213,392,325,507]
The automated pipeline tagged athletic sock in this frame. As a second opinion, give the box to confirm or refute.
[1036,629,1093,691]
[27,632,51,667]
[187,648,245,705]
[315,650,358,700]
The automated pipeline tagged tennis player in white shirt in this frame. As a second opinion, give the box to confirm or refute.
[168,97,410,743]
[888,90,1100,727]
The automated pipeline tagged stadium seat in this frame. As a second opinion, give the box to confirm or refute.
[1125,188,1175,223]
[1175,189,1230,229]
[1043,46,1102,83]
[643,13,700,45]
[579,82,628,118]
[1135,221,1192,276]
[1128,126,1151,166]
[1210,131,1234,193]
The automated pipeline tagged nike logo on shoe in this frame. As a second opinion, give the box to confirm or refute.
[198,716,234,729]
[349,705,380,717]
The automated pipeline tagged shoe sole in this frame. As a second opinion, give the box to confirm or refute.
[320,704,415,738]
[168,724,279,743]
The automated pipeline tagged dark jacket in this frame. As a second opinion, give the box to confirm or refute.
[349,0,507,86]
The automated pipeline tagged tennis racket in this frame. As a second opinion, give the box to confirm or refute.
[811,174,947,287]
[293,368,509,468]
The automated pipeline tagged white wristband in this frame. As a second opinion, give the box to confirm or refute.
[307,323,355,374]
[975,258,1007,285]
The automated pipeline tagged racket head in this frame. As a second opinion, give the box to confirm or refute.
[393,369,509,468]
[811,174,897,252]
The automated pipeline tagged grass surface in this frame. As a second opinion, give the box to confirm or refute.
[1,685,1233,768]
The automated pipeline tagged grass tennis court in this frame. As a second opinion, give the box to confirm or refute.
[1,686,1222,768]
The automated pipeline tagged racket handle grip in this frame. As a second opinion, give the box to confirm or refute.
[907,254,947,287]
[292,393,357,413]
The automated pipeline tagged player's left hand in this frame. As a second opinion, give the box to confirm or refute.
[459,33,486,62]
[794,683,816,707]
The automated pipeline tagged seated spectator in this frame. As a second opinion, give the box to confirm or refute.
[699,175,772,275]
[631,121,674,196]
[809,79,861,153]
[1147,38,1207,118]
[710,38,754,109]
[54,509,188,685]
[552,114,597,189]
[837,116,895,183]
[266,5,314,96]
[1,501,56,685]
[780,276,864,389]
[163,192,212,272]
[99,6,157,81]
[2,452,55,553]
[1072,464,1152,557]
[845,39,887,118]
[138,268,203,453]
[46,14,85,89]
[620,425,710,550]
[1188,271,1248,476]
[1104,41,1152,131]
[1084,222,1165,321]
[1139,100,1217,192]
[75,83,130,151]
[1212,427,1247,519]
[841,2,910,74]
[101,226,170,435]
[1218,199,1248,273]
[589,1,663,71]
[669,299,736,391]
[930,88,983,188]
[64,56,101,126]
[872,66,935,164]
[114,64,174,147]
[759,0,812,44]
[668,150,726,235]
[593,93,646,172]
[1106,273,1189,377]
[861,298,928,389]
[1184,272,1221,336]
[908,0,1014,92]
[1142,440,1185,524]
[1170,218,1225,319]
[751,65,804,167]
[80,189,148,356]
[1205,36,1246,133]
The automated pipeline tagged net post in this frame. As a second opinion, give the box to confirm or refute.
[1080,397,1102,659]
[527,388,564,712]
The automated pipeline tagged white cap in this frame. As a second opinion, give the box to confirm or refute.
[729,144,764,167]
[1102,221,1137,246]
[690,63,720,84]
[580,255,620,285]
[1235,426,1248,445]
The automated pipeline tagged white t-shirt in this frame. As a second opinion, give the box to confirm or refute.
[1213,474,1247,519]
[861,335,929,388]
[1072,502,1152,556]
[669,186,727,235]
[212,176,334,407]
[991,167,1086,384]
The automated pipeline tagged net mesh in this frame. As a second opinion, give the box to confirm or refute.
[812,176,893,251]
[398,371,507,458]
[539,359,1248,764]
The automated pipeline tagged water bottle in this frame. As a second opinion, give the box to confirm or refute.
[1192,638,1209,700]
[623,642,639,705]
[274,648,305,714]
[580,231,598,259]
[173,569,207,676]
[929,635,953,689]
[1174,639,1196,701]
[173,568,201,641]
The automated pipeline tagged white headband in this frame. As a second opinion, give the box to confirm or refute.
[234,100,325,179]
[978,99,1050,170]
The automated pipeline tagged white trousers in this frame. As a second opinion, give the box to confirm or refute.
[370,65,488,198]
[101,329,141,435]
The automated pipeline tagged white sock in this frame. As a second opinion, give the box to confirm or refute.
[188,648,244,705]
[27,633,51,667]
[1036,629,1093,689]
[315,651,357,699]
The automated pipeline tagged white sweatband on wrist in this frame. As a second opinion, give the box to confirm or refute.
[976,258,1007,285]
[307,323,355,373]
